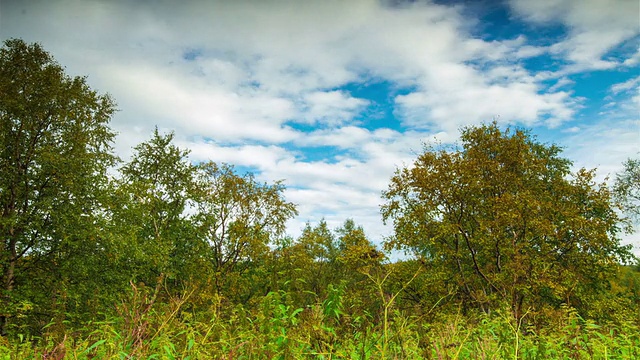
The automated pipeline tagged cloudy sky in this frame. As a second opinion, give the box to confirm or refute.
[1,0,639,253]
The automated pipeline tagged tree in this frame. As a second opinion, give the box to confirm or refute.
[294,220,341,298]
[613,157,640,224]
[336,219,384,271]
[334,219,385,320]
[0,39,116,335]
[272,219,384,311]
[110,129,200,296]
[381,123,632,321]
[193,162,297,299]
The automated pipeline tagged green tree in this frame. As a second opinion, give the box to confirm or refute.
[336,219,384,271]
[381,123,632,321]
[334,219,385,321]
[614,157,640,224]
[193,162,297,300]
[0,39,116,335]
[275,219,384,312]
[294,220,341,299]
[110,129,200,297]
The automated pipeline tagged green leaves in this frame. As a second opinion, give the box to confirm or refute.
[109,129,199,293]
[193,162,297,298]
[382,122,631,321]
[0,39,116,335]
[614,157,640,225]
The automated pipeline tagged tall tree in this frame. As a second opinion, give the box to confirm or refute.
[0,39,116,335]
[334,219,385,319]
[614,157,640,224]
[381,123,632,321]
[295,220,340,297]
[336,219,384,270]
[193,162,297,299]
[111,129,199,295]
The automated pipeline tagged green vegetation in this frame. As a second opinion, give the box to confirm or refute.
[1,39,639,359]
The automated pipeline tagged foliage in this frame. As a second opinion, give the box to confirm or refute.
[614,157,640,224]
[109,128,200,295]
[0,38,116,336]
[1,291,638,359]
[193,162,297,300]
[381,123,633,321]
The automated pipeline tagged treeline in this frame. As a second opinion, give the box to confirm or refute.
[1,39,639,358]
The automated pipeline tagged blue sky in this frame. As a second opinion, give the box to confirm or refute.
[1,0,638,253]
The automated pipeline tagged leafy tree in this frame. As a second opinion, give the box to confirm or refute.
[334,219,385,320]
[110,129,200,296]
[298,221,338,264]
[336,219,384,271]
[274,219,384,313]
[287,220,341,305]
[193,162,297,300]
[614,157,640,224]
[381,123,632,321]
[0,39,116,335]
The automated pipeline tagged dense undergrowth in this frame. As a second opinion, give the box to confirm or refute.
[1,284,638,359]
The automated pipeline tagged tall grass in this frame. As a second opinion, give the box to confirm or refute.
[1,286,638,359]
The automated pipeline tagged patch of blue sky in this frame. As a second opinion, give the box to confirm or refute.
[603,35,640,62]
[570,71,636,118]
[518,53,565,73]
[285,122,324,136]
[282,134,366,165]
[295,145,351,164]
[528,111,603,147]
[510,121,570,149]
[436,0,567,46]
[460,1,527,40]
[508,23,566,48]
[283,127,367,164]
[337,80,415,132]
[573,71,632,97]
[182,48,202,61]
[223,164,266,179]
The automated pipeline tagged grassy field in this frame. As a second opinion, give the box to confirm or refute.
[2,289,638,359]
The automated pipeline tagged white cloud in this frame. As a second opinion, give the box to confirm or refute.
[548,77,575,92]
[623,48,640,67]
[103,62,299,144]
[3,0,583,133]
[509,0,640,71]
[396,79,577,130]
[515,45,548,58]
[564,119,639,179]
[601,77,640,122]
[562,126,581,133]
[610,76,640,94]
[183,141,294,169]
[301,91,369,126]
